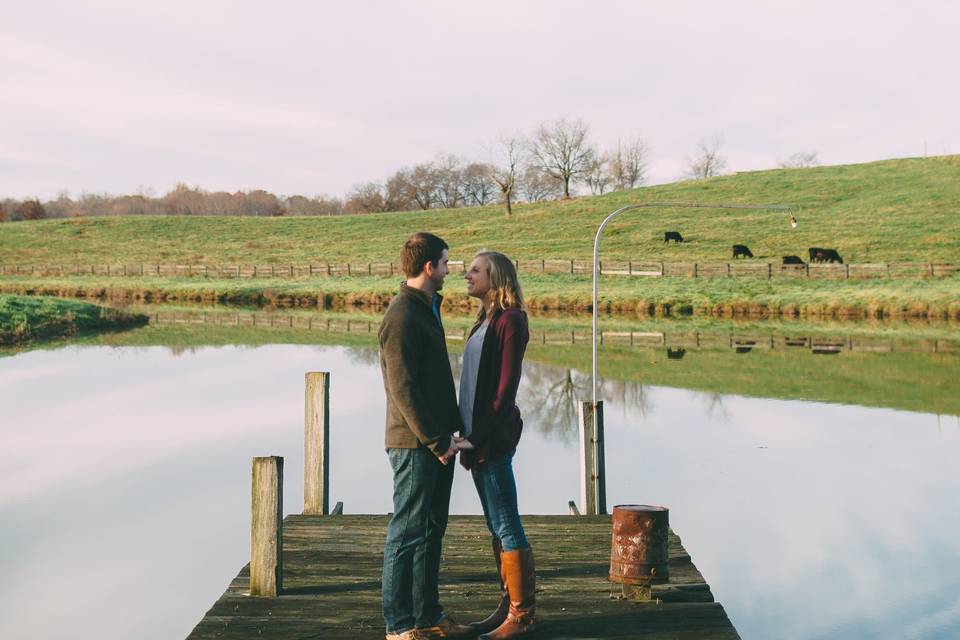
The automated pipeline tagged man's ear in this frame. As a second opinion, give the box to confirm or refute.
[422,260,435,277]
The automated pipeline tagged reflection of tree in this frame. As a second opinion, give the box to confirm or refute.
[345,346,380,367]
[697,391,730,422]
[521,362,652,443]
[522,363,590,443]
[603,379,652,420]
[448,353,462,380]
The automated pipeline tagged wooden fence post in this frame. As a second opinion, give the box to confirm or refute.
[578,400,606,516]
[304,372,330,516]
[251,456,283,597]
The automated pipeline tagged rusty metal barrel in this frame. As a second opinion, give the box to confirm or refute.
[609,504,669,585]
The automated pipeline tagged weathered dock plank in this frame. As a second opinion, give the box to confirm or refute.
[187,515,739,639]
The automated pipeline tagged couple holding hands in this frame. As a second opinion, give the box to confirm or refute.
[378,232,537,640]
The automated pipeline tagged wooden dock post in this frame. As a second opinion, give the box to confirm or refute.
[579,400,606,515]
[304,372,330,516]
[251,456,283,597]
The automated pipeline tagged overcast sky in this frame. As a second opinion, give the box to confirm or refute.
[2,0,957,200]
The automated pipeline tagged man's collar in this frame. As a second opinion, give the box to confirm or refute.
[400,282,443,306]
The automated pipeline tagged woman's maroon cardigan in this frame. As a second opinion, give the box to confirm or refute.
[461,307,529,470]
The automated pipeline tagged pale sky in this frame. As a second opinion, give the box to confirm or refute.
[2,0,957,200]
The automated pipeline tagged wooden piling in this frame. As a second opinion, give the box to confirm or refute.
[579,400,606,515]
[251,456,283,597]
[304,372,330,516]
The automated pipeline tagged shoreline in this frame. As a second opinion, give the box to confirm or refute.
[2,274,958,320]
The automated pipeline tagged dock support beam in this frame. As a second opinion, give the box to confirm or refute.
[579,400,606,515]
[251,456,283,597]
[304,372,330,515]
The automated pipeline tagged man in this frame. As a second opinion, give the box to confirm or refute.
[379,232,473,640]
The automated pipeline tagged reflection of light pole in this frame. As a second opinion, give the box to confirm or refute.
[591,202,793,407]
[576,202,792,516]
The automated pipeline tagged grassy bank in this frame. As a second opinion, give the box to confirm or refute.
[0,295,148,345]
[1,156,959,265]
[2,271,959,319]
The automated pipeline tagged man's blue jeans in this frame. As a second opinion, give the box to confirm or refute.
[471,453,529,551]
[382,446,454,634]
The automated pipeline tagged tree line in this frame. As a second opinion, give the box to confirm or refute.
[0,116,818,222]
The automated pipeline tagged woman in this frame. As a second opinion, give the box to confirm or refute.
[454,250,537,640]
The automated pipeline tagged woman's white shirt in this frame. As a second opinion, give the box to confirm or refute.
[458,321,488,437]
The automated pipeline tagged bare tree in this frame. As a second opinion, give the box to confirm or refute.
[609,137,650,190]
[285,194,344,216]
[17,199,47,220]
[778,151,820,169]
[384,172,416,211]
[405,163,441,210]
[530,117,594,199]
[433,155,464,209]
[461,162,496,207]
[518,166,563,202]
[583,151,612,195]
[344,182,386,214]
[487,136,524,218]
[685,136,727,179]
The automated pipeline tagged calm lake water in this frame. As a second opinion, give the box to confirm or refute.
[1,306,958,639]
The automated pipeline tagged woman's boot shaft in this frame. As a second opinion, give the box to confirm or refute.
[468,538,510,634]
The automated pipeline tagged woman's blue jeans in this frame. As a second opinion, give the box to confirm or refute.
[381,447,454,634]
[471,453,529,551]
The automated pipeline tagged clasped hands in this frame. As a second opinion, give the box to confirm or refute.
[439,435,475,464]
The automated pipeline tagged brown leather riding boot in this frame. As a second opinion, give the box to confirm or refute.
[469,538,510,635]
[478,547,537,639]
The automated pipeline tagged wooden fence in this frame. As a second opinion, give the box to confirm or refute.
[146,310,959,355]
[2,260,958,279]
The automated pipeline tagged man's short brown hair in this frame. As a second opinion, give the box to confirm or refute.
[401,232,448,277]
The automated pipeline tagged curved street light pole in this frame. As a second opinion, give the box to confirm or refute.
[591,202,793,407]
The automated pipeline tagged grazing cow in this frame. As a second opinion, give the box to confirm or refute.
[664,231,684,243]
[782,255,805,265]
[808,247,843,263]
[666,347,686,360]
[732,244,753,259]
[734,339,755,354]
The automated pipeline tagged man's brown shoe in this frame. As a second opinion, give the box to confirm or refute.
[420,614,476,638]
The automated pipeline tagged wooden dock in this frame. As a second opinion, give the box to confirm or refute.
[187,514,740,639]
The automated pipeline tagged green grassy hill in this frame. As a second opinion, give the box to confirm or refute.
[2,156,959,265]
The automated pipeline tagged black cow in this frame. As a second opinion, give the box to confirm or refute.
[782,255,805,265]
[808,247,843,263]
[734,340,756,354]
[732,244,753,259]
[664,231,684,243]
[666,347,686,360]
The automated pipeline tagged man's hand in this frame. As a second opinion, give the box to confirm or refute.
[439,441,458,465]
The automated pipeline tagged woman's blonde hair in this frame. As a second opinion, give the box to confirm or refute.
[473,250,525,325]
